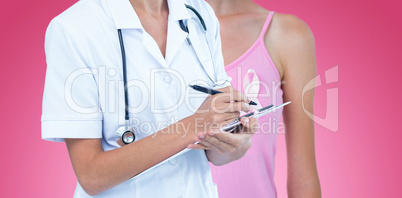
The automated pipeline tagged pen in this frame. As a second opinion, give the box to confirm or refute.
[189,84,257,106]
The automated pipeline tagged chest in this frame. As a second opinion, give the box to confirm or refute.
[136,12,169,58]
[218,15,266,65]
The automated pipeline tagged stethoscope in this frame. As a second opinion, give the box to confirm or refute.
[115,4,228,146]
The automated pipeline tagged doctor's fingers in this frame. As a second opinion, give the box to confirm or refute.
[187,143,213,151]
[210,101,250,114]
[199,134,237,153]
[225,102,251,112]
[205,118,236,132]
[212,90,249,104]
[206,131,249,149]
[233,117,259,134]
[215,85,234,93]
[242,117,258,133]
[187,133,224,153]
[201,140,226,153]
[188,142,225,153]
[213,112,240,121]
[215,86,246,100]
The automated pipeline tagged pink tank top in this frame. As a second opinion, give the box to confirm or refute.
[210,12,283,198]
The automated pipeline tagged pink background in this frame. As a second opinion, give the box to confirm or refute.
[0,0,401,197]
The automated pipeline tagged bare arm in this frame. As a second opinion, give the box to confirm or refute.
[271,14,321,197]
[65,87,250,196]
[65,117,197,196]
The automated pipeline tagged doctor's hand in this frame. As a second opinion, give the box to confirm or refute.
[191,86,251,135]
[187,116,258,166]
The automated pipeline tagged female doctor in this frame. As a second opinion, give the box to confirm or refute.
[41,0,257,197]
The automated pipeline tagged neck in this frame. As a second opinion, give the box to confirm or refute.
[207,0,250,16]
[130,0,168,15]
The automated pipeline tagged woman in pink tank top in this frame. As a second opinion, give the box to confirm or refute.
[203,1,321,197]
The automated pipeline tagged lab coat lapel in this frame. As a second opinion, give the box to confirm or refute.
[142,32,168,67]
[165,0,191,65]
[187,20,215,81]
[165,20,188,66]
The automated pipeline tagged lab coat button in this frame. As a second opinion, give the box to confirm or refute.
[168,158,177,165]
[164,75,172,84]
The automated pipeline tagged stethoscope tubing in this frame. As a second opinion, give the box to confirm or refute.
[115,4,226,145]
[117,29,130,121]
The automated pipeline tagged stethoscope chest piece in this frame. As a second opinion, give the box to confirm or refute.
[115,122,136,147]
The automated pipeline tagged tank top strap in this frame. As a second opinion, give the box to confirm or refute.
[259,11,275,40]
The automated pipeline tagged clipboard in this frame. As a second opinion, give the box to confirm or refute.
[220,102,291,133]
[131,102,291,179]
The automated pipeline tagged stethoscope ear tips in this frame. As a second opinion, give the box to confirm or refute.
[115,125,136,147]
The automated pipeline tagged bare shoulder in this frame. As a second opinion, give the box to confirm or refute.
[270,13,315,52]
[274,14,311,32]
[266,13,316,73]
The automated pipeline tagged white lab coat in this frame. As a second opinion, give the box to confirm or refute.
[41,0,231,197]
